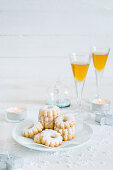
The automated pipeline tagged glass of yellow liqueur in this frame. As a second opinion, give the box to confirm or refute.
[91,47,110,100]
[70,52,91,114]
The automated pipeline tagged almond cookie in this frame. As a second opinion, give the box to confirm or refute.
[54,115,75,129]
[22,122,43,138]
[34,129,62,147]
[42,121,54,129]
[54,126,75,141]
[38,105,60,129]
[39,115,54,122]
[39,105,60,119]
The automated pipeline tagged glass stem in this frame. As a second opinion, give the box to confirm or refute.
[95,70,103,99]
[75,80,84,113]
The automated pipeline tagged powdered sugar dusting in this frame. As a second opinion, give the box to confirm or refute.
[0,103,113,170]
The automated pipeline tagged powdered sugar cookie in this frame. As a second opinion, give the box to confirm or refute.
[34,129,62,147]
[38,105,60,129]
[54,126,75,141]
[41,121,54,129]
[54,115,75,129]
[22,122,43,138]
[39,105,60,118]
[34,133,41,144]
[39,115,54,122]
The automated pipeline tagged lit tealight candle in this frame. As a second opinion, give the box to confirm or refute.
[6,107,26,122]
[93,99,107,105]
[7,107,24,114]
[91,98,110,113]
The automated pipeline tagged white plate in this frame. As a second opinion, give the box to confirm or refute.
[12,120,93,152]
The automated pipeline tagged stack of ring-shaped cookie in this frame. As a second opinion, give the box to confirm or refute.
[34,129,62,147]
[38,105,60,129]
[22,122,43,138]
[54,115,75,141]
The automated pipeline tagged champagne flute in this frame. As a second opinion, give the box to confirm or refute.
[91,47,110,99]
[70,52,91,114]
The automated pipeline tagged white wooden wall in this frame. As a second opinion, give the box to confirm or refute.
[0,0,113,102]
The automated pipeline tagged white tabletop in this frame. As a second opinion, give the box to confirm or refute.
[0,98,113,170]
